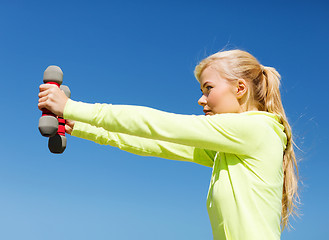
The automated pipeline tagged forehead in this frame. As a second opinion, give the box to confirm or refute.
[199,66,225,85]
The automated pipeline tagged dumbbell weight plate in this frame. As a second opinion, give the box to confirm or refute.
[48,134,67,154]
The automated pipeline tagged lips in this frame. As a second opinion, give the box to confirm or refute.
[203,110,212,115]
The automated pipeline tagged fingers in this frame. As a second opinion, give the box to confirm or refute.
[38,84,57,96]
[64,120,75,135]
[39,83,53,91]
[38,89,48,99]
[65,119,75,128]
[38,95,51,110]
[65,124,73,135]
[38,96,47,110]
[38,84,53,110]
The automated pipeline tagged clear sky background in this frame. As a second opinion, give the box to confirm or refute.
[0,0,328,239]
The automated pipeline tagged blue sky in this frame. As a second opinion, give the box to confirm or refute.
[0,0,328,239]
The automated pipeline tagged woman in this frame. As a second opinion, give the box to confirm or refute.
[38,49,299,240]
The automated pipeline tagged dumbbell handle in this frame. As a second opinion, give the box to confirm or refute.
[41,82,59,117]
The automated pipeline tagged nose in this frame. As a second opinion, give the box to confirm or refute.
[198,94,207,106]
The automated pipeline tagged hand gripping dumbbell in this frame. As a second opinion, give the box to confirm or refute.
[38,66,71,154]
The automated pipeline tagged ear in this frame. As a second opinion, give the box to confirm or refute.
[236,79,248,99]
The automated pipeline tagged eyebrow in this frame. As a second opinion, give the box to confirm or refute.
[202,81,210,88]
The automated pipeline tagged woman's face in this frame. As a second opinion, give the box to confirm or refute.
[198,66,242,115]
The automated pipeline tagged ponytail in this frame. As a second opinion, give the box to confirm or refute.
[261,67,300,230]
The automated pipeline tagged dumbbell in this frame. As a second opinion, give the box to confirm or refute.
[38,66,70,154]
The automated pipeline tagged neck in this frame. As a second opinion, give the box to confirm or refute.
[240,101,259,112]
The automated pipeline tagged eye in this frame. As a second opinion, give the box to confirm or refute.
[206,86,212,91]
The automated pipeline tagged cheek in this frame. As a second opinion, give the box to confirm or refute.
[208,89,235,109]
[207,90,222,107]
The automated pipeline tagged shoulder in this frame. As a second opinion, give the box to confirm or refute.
[210,111,286,149]
[205,111,279,131]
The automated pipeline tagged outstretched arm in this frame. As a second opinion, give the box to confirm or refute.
[38,84,266,156]
[38,85,215,167]
[63,100,262,156]
[71,121,215,167]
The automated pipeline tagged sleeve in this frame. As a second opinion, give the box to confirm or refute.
[71,121,215,167]
[63,99,264,156]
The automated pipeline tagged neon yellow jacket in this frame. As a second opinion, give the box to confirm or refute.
[64,99,287,240]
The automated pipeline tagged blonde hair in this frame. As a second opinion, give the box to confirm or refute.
[194,49,299,230]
